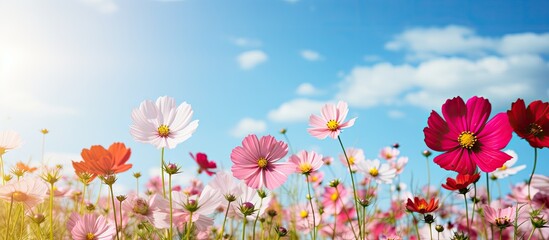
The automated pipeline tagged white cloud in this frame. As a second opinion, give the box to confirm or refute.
[300,50,322,61]
[232,37,262,48]
[42,152,82,177]
[336,63,416,108]
[237,50,268,70]
[78,0,118,14]
[337,55,549,110]
[230,118,267,138]
[268,98,326,122]
[499,33,549,55]
[386,25,495,59]
[296,83,321,96]
[386,25,549,60]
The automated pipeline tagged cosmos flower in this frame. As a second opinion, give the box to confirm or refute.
[0,177,48,210]
[73,142,132,176]
[338,147,364,172]
[231,134,295,190]
[66,213,116,240]
[122,193,170,229]
[531,174,549,194]
[489,150,526,179]
[507,98,549,148]
[229,184,272,221]
[307,101,357,139]
[379,146,400,161]
[406,197,439,214]
[423,96,513,174]
[0,130,22,156]
[130,96,199,149]
[208,171,244,202]
[289,150,324,175]
[355,159,396,184]
[483,205,516,229]
[172,185,223,231]
[441,172,480,194]
[321,184,350,215]
[190,152,217,176]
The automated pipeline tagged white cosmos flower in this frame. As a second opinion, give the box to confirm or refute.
[130,96,199,149]
[0,130,22,155]
[490,150,526,179]
[355,159,396,184]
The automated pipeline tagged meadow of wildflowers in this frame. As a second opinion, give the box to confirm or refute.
[0,95,548,240]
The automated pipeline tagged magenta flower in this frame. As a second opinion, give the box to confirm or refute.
[423,96,513,174]
[66,213,116,240]
[308,101,357,139]
[231,134,295,190]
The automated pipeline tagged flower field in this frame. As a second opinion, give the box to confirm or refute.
[0,95,548,240]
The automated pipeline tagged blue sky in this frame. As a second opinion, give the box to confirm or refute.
[0,0,548,197]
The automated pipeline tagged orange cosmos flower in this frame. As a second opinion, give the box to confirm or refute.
[406,197,439,214]
[73,142,132,177]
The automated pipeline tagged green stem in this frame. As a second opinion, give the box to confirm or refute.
[252,197,264,240]
[119,200,123,237]
[6,196,13,240]
[108,184,120,240]
[332,210,337,240]
[0,154,4,185]
[486,172,491,203]
[413,214,421,240]
[527,227,535,240]
[169,174,173,239]
[337,135,362,239]
[242,218,247,240]
[428,222,433,240]
[528,148,538,201]
[161,148,166,198]
[136,176,140,197]
[499,228,502,240]
[305,175,317,240]
[218,201,232,240]
[49,182,54,240]
[81,184,87,214]
[463,193,470,236]
[186,212,193,240]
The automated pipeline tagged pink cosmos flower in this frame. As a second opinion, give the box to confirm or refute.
[189,152,217,176]
[0,177,48,210]
[122,193,170,228]
[379,146,399,161]
[423,96,513,174]
[0,130,22,156]
[531,174,549,194]
[183,178,204,196]
[289,150,324,175]
[208,171,244,202]
[308,101,357,139]
[322,184,350,215]
[338,147,364,172]
[286,202,322,233]
[66,213,116,240]
[130,96,199,149]
[483,205,516,229]
[231,134,295,190]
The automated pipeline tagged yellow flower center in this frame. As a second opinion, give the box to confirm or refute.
[299,163,312,174]
[300,210,308,218]
[257,157,268,168]
[369,168,379,177]
[528,123,543,137]
[311,175,318,182]
[330,192,339,201]
[417,202,427,212]
[348,156,355,165]
[458,131,477,149]
[326,120,339,131]
[86,232,95,240]
[157,125,170,138]
[12,191,28,202]
[498,165,508,171]
[495,216,511,227]
[385,153,393,159]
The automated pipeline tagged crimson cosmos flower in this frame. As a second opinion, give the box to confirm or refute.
[190,152,217,176]
[424,96,513,174]
[507,98,549,148]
